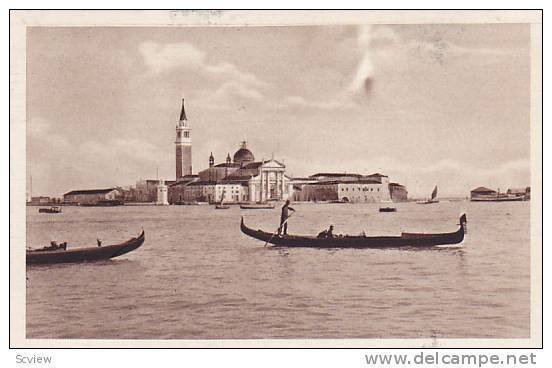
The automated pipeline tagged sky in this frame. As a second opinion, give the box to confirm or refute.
[26,24,531,198]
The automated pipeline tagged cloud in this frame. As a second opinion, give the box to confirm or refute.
[215,81,264,100]
[139,41,267,89]
[139,41,205,73]
[282,95,356,110]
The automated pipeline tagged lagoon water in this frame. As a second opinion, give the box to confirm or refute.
[26,201,530,340]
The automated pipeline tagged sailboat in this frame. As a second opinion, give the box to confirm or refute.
[215,190,230,209]
[417,185,439,204]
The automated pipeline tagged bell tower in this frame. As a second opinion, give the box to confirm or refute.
[175,99,192,178]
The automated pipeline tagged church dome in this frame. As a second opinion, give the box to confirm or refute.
[233,142,255,166]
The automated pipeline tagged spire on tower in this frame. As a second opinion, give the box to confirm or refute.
[209,152,214,167]
[179,98,187,121]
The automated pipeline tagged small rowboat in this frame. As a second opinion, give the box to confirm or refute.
[241,214,466,248]
[240,203,275,210]
[26,230,145,265]
[379,207,396,212]
[215,205,230,209]
[38,206,62,214]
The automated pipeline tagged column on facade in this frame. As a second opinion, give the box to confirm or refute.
[280,171,285,199]
[274,171,279,199]
[259,169,264,202]
[265,171,269,200]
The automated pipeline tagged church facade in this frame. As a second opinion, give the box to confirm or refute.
[167,100,292,204]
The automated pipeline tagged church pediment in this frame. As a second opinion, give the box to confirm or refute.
[260,159,285,169]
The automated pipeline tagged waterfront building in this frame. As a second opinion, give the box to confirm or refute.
[389,182,408,202]
[167,175,200,203]
[191,142,292,203]
[303,179,392,203]
[299,172,406,203]
[175,99,192,179]
[156,180,169,205]
[507,187,531,200]
[63,188,121,205]
[289,177,320,201]
[470,187,498,200]
[29,196,51,205]
[309,173,364,182]
[135,179,176,202]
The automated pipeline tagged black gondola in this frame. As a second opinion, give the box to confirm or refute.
[241,214,466,248]
[27,230,145,265]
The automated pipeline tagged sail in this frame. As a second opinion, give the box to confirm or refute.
[431,185,438,200]
[221,190,225,205]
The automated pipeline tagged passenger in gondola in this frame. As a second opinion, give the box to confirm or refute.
[97,238,102,247]
[278,199,295,236]
[317,225,335,238]
[326,225,335,238]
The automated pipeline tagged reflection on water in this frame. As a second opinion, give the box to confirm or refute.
[26,201,529,339]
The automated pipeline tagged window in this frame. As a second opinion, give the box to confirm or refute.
[177,132,181,138]
[184,131,189,138]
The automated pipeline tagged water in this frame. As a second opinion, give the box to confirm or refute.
[26,201,530,339]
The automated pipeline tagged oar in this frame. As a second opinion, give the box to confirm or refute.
[264,212,294,247]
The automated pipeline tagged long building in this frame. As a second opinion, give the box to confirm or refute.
[63,188,121,205]
[292,172,407,203]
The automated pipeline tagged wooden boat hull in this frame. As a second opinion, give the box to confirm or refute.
[27,230,145,265]
[38,208,61,213]
[215,205,230,209]
[379,207,396,212]
[241,215,466,248]
[471,196,524,202]
[240,204,275,209]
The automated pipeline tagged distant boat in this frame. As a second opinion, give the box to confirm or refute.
[174,201,199,205]
[471,191,525,202]
[27,230,145,265]
[417,185,439,204]
[240,202,275,209]
[379,207,397,213]
[329,199,348,204]
[38,206,62,214]
[215,190,230,209]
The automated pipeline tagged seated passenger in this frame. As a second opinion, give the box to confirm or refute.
[317,225,335,238]
[326,225,334,238]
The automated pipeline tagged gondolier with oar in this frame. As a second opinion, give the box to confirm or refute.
[278,199,295,236]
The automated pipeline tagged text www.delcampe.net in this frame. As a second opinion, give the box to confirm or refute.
[365,352,537,367]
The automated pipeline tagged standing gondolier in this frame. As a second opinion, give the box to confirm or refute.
[278,199,295,236]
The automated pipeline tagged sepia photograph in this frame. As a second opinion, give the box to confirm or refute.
[9,10,542,348]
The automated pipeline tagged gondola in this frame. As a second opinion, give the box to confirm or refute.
[379,207,397,213]
[240,214,466,248]
[26,230,145,265]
